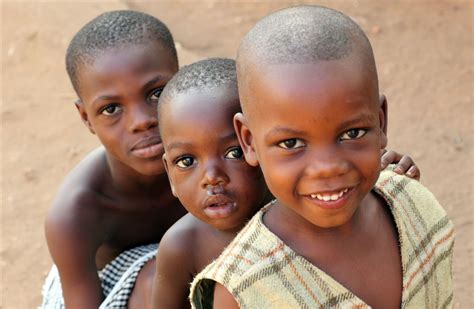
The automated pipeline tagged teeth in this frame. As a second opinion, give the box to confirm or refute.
[310,188,349,201]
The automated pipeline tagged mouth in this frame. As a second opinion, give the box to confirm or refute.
[131,136,163,159]
[309,188,350,202]
[203,194,237,219]
[304,187,353,209]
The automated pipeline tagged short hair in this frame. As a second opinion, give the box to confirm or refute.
[237,5,377,110]
[66,10,177,96]
[158,57,237,127]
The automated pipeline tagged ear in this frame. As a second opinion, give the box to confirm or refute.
[74,99,95,134]
[234,112,259,167]
[162,154,178,197]
[378,95,388,148]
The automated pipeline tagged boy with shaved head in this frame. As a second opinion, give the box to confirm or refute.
[191,5,453,308]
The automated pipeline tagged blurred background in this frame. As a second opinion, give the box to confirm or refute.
[2,1,472,307]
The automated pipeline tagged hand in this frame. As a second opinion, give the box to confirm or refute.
[381,149,420,180]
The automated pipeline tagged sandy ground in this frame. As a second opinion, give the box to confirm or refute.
[1,1,472,308]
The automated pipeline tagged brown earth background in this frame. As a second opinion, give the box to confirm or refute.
[1,1,473,308]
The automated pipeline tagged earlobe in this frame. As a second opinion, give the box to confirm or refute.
[379,95,388,148]
[233,113,259,167]
[162,154,178,197]
[74,99,95,134]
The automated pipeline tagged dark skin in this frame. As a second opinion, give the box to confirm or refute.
[44,43,186,309]
[150,86,418,308]
[152,88,269,309]
[46,42,418,307]
[219,55,404,308]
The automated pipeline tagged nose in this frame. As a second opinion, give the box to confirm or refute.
[305,148,350,179]
[201,160,229,188]
[129,103,158,133]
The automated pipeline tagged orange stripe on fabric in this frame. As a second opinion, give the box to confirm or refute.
[281,249,323,306]
[210,214,258,278]
[403,228,454,290]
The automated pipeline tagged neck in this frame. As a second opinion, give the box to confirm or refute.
[105,153,169,195]
[269,192,379,241]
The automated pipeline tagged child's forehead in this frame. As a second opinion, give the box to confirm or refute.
[254,58,375,98]
[242,59,378,124]
[162,87,240,128]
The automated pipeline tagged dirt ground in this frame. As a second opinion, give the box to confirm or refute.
[1,1,472,308]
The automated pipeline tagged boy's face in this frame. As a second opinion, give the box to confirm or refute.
[75,43,178,176]
[235,57,387,229]
[161,87,267,231]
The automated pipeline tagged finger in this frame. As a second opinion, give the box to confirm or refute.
[406,165,421,180]
[393,156,414,174]
[381,150,397,169]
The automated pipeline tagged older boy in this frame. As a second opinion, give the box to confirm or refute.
[191,5,454,308]
[42,10,186,308]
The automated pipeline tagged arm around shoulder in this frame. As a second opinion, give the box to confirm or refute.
[152,216,197,309]
[44,186,104,308]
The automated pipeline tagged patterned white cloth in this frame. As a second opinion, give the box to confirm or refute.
[41,243,158,309]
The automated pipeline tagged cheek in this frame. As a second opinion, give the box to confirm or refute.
[259,158,296,197]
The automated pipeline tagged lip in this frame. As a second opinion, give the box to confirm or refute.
[203,194,237,219]
[303,187,355,210]
[131,136,163,159]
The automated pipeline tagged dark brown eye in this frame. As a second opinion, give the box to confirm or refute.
[225,147,243,159]
[340,129,367,140]
[176,156,195,169]
[278,138,305,149]
[101,104,122,116]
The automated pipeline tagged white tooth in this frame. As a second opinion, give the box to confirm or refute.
[330,194,339,200]
[322,195,331,201]
[316,194,323,200]
[338,190,344,198]
[310,194,317,199]
[344,188,349,193]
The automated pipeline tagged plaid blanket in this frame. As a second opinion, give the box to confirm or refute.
[41,243,157,308]
[191,167,454,308]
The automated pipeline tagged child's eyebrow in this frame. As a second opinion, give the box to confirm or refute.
[264,126,306,139]
[166,132,237,152]
[166,141,192,151]
[336,113,377,132]
[220,132,238,143]
[92,94,121,106]
[143,75,166,90]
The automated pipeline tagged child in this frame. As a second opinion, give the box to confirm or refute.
[191,6,454,309]
[152,58,421,308]
[42,10,186,309]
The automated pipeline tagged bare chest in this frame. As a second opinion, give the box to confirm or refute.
[96,198,185,268]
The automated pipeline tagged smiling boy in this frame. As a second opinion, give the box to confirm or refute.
[42,11,186,308]
[152,58,420,309]
[191,6,454,308]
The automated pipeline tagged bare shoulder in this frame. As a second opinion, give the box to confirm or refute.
[45,147,109,253]
[158,214,203,260]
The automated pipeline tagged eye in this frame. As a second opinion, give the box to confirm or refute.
[148,88,164,103]
[278,138,305,149]
[225,147,244,160]
[340,129,368,141]
[175,156,195,169]
[101,104,122,116]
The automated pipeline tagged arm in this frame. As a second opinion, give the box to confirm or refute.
[213,283,239,309]
[45,188,104,308]
[381,149,420,180]
[151,220,196,309]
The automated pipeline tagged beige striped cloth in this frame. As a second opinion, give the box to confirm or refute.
[190,167,454,308]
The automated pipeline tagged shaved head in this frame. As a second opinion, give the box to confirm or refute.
[236,5,378,112]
